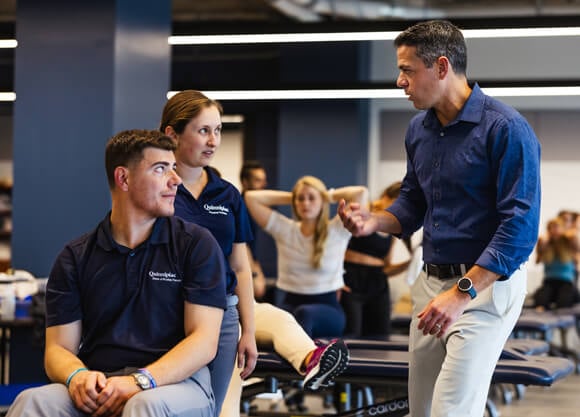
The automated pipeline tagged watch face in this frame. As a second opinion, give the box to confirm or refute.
[133,373,151,389]
[458,277,472,291]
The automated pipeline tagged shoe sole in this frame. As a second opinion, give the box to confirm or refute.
[304,340,349,391]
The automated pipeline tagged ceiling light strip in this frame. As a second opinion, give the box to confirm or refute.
[169,90,406,100]
[169,32,399,45]
[3,27,580,49]
[465,27,580,39]
[5,87,580,102]
[0,39,17,48]
[168,27,580,45]
[0,93,16,101]
[484,86,580,96]
[166,87,580,100]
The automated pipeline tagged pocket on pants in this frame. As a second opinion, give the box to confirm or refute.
[490,268,526,317]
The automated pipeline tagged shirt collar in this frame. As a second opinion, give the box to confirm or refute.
[177,166,226,198]
[97,212,170,252]
[423,83,485,128]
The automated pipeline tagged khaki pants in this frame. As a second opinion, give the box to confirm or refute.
[408,267,526,417]
[7,367,214,417]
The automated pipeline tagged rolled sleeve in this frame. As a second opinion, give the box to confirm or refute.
[476,118,541,277]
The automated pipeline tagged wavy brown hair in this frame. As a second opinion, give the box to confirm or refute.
[291,176,330,269]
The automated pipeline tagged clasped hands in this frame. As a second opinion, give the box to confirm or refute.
[68,371,140,417]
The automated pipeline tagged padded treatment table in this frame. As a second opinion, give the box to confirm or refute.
[246,346,574,417]
[513,309,575,339]
[329,336,550,358]
[513,309,580,372]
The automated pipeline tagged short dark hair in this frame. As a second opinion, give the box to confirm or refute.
[394,20,467,76]
[240,160,265,183]
[105,129,176,189]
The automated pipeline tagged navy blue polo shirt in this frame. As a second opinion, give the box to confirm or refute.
[45,214,227,372]
[174,167,254,294]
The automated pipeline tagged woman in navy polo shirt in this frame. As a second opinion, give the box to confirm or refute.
[160,91,351,417]
[160,91,258,416]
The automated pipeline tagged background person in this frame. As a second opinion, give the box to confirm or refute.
[7,130,227,417]
[341,181,413,339]
[338,20,541,417]
[239,160,269,300]
[533,217,579,310]
[245,176,368,338]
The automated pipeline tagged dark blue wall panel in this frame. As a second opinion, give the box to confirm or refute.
[12,0,170,276]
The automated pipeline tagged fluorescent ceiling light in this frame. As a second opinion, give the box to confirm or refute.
[221,114,245,123]
[169,27,580,45]
[3,27,580,50]
[482,86,580,97]
[465,27,580,39]
[168,90,406,100]
[169,32,400,45]
[167,87,580,101]
[4,87,580,103]
[0,93,16,101]
[0,39,17,48]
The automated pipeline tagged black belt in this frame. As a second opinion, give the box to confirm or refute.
[423,263,473,280]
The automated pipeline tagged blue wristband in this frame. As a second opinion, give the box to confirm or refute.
[65,367,88,388]
[137,368,157,389]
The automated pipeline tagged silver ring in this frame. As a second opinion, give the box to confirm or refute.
[434,323,442,330]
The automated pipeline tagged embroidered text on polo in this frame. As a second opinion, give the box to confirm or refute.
[149,271,181,282]
[204,204,229,215]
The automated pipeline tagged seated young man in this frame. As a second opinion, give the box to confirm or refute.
[6,129,227,417]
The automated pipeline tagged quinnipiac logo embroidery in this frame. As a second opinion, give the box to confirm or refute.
[149,271,181,283]
[204,203,229,216]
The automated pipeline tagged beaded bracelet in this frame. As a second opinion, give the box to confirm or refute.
[65,367,89,388]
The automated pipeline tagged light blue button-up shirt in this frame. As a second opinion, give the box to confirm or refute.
[388,84,541,278]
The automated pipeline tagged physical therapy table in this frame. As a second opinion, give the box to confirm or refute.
[245,343,574,417]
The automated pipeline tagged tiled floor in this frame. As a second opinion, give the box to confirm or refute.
[495,371,580,417]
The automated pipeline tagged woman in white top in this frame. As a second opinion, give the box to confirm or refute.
[245,176,368,337]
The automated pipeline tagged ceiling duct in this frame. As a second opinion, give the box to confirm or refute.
[268,0,324,22]
[268,0,445,21]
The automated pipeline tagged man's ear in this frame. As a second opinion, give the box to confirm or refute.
[114,166,130,191]
[437,56,449,79]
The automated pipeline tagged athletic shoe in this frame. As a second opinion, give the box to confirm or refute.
[303,339,349,391]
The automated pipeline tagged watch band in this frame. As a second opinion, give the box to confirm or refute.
[457,276,477,299]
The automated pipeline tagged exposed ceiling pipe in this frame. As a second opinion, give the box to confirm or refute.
[268,0,580,21]
[268,0,323,22]
[268,0,445,21]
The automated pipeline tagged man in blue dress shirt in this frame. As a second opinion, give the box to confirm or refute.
[339,20,541,417]
[7,130,227,417]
